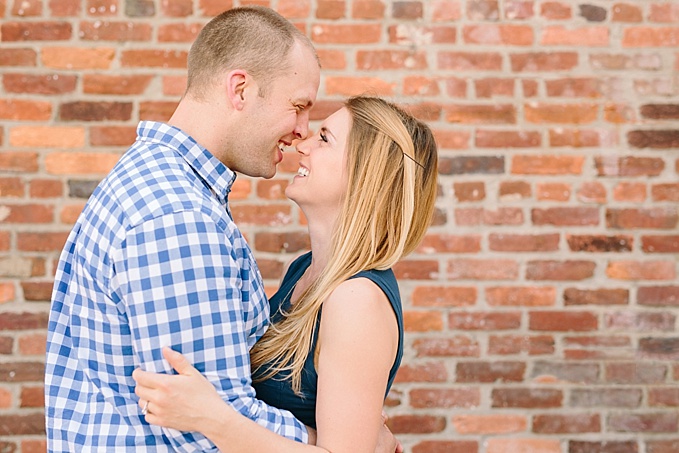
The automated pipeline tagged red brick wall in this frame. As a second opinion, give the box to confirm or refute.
[1,0,679,452]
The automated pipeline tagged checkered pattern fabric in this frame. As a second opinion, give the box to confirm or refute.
[45,121,308,452]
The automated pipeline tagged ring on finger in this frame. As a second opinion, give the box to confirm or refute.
[141,400,149,416]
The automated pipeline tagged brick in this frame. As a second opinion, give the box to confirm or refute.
[570,388,641,408]
[60,203,85,224]
[499,181,531,200]
[42,46,115,69]
[0,232,9,251]
[160,0,192,16]
[606,261,676,280]
[641,104,679,120]
[0,48,37,66]
[79,21,152,41]
[413,441,479,453]
[314,0,344,19]
[649,387,679,407]
[20,385,44,408]
[86,0,117,16]
[0,177,24,197]
[567,235,632,253]
[410,387,478,409]
[541,2,570,19]
[639,338,679,360]
[438,52,502,70]
[394,362,448,383]
[605,362,666,384]
[356,50,427,70]
[481,208,524,226]
[536,182,570,201]
[606,310,675,332]
[505,1,534,19]
[158,23,203,42]
[83,75,153,95]
[453,414,527,434]
[550,129,614,148]
[21,281,54,302]
[445,104,516,124]
[403,311,443,332]
[350,0,384,18]
[162,75,188,96]
[68,180,100,199]
[444,77,467,97]
[476,130,540,148]
[439,156,504,175]
[532,207,599,226]
[454,182,485,201]
[474,78,515,98]
[463,25,533,45]
[231,205,292,227]
[49,0,81,16]
[545,78,600,98]
[534,413,600,433]
[449,259,518,280]
[649,4,679,23]
[9,126,85,148]
[18,333,46,355]
[393,260,439,280]
[489,334,555,355]
[45,152,120,175]
[325,77,395,96]
[1,21,71,41]
[638,286,679,307]
[652,183,679,202]
[11,0,42,16]
[433,1,461,21]
[125,0,156,16]
[311,24,380,44]
[433,130,470,149]
[389,24,456,45]
[609,412,677,433]
[648,440,679,453]
[0,99,51,121]
[403,102,442,122]
[59,101,132,122]
[449,311,521,330]
[0,413,44,435]
[387,415,446,434]
[30,179,63,198]
[541,26,608,46]
[257,259,284,281]
[0,204,53,224]
[532,361,599,383]
[0,284,15,304]
[139,101,177,122]
[486,286,556,306]
[121,50,188,68]
[413,336,479,357]
[527,260,595,281]
[3,73,77,95]
[393,1,423,19]
[403,76,440,96]
[467,0,498,20]
[525,103,597,124]
[595,156,664,177]
[642,235,679,254]
[22,439,47,453]
[530,311,597,331]
[628,130,679,148]
[0,359,44,382]
[489,439,560,453]
[590,52,662,71]
[17,232,69,252]
[511,52,578,72]
[623,27,679,47]
[564,288,628,306]
[611,3,641,22]
[607,208,678,229]
[492,388,562,408]
[579,4,606,21]
[411,286,477,307]
[456,361,525,383]
[0,151,38,173]
[523,79,538,96]
[90,126,137,147]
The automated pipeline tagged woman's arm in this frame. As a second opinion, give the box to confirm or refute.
[314,277,399,453]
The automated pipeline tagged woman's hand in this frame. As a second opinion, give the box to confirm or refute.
[133,347,231,432]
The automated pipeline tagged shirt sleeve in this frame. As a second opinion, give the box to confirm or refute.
[115,210,309,450]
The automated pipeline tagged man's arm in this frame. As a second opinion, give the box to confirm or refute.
[117,210,308,450]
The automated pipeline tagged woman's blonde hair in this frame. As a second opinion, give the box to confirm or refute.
[251,96,438,393]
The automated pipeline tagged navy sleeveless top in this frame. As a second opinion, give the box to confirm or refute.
[252,252,403,429]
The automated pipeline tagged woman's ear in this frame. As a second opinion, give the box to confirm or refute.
[225,70,248,110]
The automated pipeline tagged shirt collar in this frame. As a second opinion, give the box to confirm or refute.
[136,121,235,205]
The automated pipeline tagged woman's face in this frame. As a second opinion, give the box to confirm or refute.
[285,107,352,216]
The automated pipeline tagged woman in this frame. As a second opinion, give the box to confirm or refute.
[133,96,438,452]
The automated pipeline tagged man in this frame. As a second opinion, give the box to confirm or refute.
[45,6,322,451]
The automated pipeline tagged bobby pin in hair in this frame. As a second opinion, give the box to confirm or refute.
[403,152,425,170]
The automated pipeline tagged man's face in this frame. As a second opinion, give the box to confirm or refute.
[235,41,320,179]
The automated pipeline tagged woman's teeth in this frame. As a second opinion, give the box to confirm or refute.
[297,167,309,177]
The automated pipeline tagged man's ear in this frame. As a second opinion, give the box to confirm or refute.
[225,70,248,110]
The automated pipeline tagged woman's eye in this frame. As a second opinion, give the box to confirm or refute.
[319,131,328,143]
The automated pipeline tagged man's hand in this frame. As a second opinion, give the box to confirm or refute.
[374,411,403,453]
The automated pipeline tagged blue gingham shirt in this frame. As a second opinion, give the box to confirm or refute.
[45,121,308,451]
